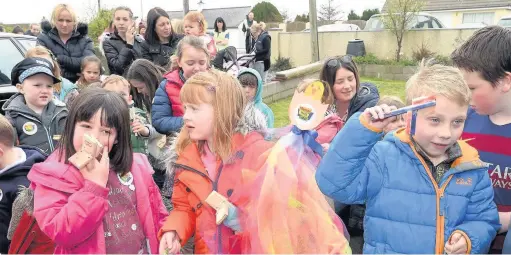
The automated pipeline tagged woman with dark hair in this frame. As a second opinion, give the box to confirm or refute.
[37,4,94,83]
[141,7,184,68]
[12,26,25,35]
[318,55,380,254]
[213,17,229,51]
[102,6,144,75]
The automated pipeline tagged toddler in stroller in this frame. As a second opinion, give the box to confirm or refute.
[212,46,256,77]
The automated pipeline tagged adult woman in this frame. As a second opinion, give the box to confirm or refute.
[103,6,144,75]
[213,17,229,51]
[37,4,94,83]
[250,22,271,83]
[141,7,184,68]
[238,12,255,53]
[318,55,380,255]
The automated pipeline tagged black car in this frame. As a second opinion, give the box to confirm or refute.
[0,33,37,114]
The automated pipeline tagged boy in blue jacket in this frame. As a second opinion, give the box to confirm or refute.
[316,62,500,254]
[238,68,274,128]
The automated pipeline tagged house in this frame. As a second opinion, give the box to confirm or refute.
[167,6,252,52]
[382,0,511,28]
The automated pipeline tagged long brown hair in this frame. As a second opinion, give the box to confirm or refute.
[175,70,246,160]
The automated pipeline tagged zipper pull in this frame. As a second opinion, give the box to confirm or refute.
[439,194,445,216]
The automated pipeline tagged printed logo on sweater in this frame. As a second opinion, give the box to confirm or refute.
[0,188,3,202]
[22,122,37,135]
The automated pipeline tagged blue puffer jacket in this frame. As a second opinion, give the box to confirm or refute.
[316,113,500,254]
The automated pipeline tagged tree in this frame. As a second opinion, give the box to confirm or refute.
[348,10,361,20]
[252,1,283,23]
[382,0,424,61]
[281,9,290,22]
[88,9,114,44]
[318,0,342,22]
[295,14,309,22]
[183,0,189,15]
[361,8,380,21]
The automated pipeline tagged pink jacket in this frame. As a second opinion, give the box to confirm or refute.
[28,152,168,254]
[315,114,344,145]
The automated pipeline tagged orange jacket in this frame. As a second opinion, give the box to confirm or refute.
[159,131,273,254]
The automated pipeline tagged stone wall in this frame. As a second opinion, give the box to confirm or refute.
[358,64,417,81]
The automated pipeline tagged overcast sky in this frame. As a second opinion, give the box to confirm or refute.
[1,0,386,24]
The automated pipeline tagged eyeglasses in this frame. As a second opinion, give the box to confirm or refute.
[326,55,353,68]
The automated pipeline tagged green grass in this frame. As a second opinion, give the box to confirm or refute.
[269,77,406,127]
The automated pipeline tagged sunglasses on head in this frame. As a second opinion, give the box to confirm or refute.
[326,55,353,68]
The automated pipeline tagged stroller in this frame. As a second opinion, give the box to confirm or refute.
[212,46,257,77]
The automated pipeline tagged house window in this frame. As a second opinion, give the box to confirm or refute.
[462,12,495,25]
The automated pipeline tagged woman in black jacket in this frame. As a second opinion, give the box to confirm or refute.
[250,22,271,83]
[141,7,184,69]
[37,4,94,83]
[102,6,144,75]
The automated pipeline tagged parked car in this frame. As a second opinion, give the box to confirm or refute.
[364,12,445,31]
[498,15,511,27]
[0,33,36,114]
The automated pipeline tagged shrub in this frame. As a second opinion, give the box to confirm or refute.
[412,42,435,63]
[88,9,114,44]
[353,53,417,66]
[271,56,293,71]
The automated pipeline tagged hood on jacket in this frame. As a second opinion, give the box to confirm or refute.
[347,82,380,120]
[0,146,47,179]
[161,103,268,198]
[385,128,485,173]
[41,20,89,37]
[238,68,263,104]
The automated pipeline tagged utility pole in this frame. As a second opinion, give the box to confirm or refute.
[97,0,101,13]
[183,0,190,15]
[140,0,144,21]
[309,0,320,62]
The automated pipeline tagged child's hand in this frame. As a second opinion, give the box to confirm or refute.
[444,232,468,254]
[159,231,181,255]
[80,146,109,188]
[132,119,150,137]
[361,104,398,131]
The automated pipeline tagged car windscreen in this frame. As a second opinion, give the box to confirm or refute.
[0,39,24,85]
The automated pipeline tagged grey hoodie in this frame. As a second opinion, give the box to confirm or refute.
[2,93,68,154]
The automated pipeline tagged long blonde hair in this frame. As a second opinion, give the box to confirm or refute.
[171,19,184,35]
[175,70,246,160]
[25,46,63,93]
[50,4,78,30]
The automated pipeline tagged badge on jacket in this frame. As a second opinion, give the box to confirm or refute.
[0,189,3,202]
[22,122,38,135]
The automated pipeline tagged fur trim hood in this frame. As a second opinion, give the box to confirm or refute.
[161,103,268,199]
[7,186,33,240]
[41,20,89,36]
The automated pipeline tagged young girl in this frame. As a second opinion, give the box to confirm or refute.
[159,69,273,254]
[377,95,406,135]
[75,56,102,90]
[126,59,168,190]
[28,88,167,254]
[183,11,217,58]
[152,36,210,135]
[25,46,78,104]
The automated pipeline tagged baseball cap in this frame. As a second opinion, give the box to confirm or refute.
[11,57,61,85]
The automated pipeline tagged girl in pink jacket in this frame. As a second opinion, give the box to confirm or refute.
[28,88,168,254]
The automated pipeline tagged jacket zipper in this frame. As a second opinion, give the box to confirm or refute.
[173,162,225,253]
[410,147,454,254]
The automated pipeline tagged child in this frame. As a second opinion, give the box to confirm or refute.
[0,115,46,254]
[451,26,511,254]
[183,11,217,58]
[100,75,152,155]
[28,88,167,254]
[3,57,68,154]
[152,36,210,135]
[237,68,274,128]
[377,95,406,135]
[126,59,168,191]
[75,55,102,90]
[25,46,78,104]
[158,69,273,254]
[316,62,500,254]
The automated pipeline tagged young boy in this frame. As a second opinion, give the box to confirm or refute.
[100,75,152,154]
[451,26,511,254]
[377,95,406,135]
[316,63,500,254]
[0,115,46,253]
[238,68,274,128]
[2,57,67,154]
